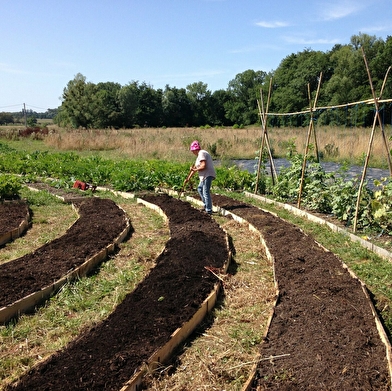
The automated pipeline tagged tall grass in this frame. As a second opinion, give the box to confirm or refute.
[42,126,262,162]
[1,124,391,166]
[267,125,392,168]
[42,125,392,168]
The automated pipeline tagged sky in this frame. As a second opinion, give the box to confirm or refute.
[1,0,391,112]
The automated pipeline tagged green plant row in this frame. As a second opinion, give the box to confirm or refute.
[2,140,392,233]
[267,150,392,233]
[0,142,259,197]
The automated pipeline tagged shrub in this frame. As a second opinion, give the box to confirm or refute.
[371,179,392,233]
[19,127,49,138]
[0,174,22,200]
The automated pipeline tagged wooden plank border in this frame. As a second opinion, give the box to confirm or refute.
[119,196,231,391]
[0,205,131,324]
[0,205,30,246]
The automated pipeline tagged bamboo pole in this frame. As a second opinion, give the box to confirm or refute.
[362,48,392,175]
[255,98,265,194]
[312,73,322,160]
[255,78,276,193]
[297,73,322,209]
[263,79,277,182]
[258,98,277,183]
[269,97,392,117]
[258,89,276,176]
[255,97,266,194]
[353,51,391,232]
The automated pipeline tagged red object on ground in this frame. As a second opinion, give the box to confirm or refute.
[73,181,96,191]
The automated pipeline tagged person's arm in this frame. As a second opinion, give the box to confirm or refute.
[192,160,206,172]
[186,166,196,181]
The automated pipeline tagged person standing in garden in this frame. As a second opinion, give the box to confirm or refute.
[188,140,216,214]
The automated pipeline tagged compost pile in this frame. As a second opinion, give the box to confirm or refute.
[3,193,229,390]
[211,194,390,391]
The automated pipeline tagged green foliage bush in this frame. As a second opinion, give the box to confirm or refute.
[0,174,22,200]
[269,149,379,230]
[215,166,256,191]
[371,179,392,233]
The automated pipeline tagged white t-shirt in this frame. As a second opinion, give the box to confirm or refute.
[195,150,216,180]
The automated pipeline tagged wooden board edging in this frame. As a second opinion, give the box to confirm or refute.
[120,282,223,391]
[0,209,131,325]
[136,198,168,222]
[159,189,392,390]
[120,193,231,391]
[230,193,392,391]
[244,191,392,263]
[0,206,30,246]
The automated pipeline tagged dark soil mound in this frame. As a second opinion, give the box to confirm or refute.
[5,193,229,391]
[0,200,29,237]
[2,190,391,390]
[0,197,128,308]
[211,194,390,390]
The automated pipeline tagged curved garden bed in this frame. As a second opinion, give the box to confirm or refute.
[0,200,30,246]
[2,189,392,390]
[4,193,230,390]
[0,197,130,324]
[210,194,391,391]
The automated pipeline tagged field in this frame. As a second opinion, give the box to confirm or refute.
[1,126,392,389]
[1,124,392,167]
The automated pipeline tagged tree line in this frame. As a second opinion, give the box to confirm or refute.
[3,33,391,129]
[0,109,58,126]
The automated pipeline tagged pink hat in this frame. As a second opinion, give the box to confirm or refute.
[190,140,201,151]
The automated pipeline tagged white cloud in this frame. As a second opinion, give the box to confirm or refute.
[319,1,362,21]
[255,21,289,28]
[360,23,392,33]
[229,43,282,54]
[0,63,27,75]
[283,35,340,45]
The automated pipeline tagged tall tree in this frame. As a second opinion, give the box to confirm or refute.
[271,49,331,114]
[0,112,14,125]
[224,69,266,125]
[59,73,96,128]
[162,85,192,127]
[91,82,122,128]
[209,89,233,126]
[134,82,163,127]
[366,34,392,96]
[117,81,139,128]
[186,81,211,126]
[324,45,362,105]
[350,32,384,59]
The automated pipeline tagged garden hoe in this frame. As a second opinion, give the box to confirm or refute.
[178,166,195,199]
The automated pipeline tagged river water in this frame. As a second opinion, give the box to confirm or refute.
[231,158,391,189]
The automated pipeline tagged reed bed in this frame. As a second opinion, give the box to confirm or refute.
[3,124,392,168]
[44,126,262,163]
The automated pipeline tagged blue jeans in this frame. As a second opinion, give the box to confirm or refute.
[197,176,213,213]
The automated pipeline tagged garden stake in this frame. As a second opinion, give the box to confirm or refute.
[178,180,187,199]
[353,49,392,233]
[255,78,276,193]
[178,166,194,199]
[297,72,322,209]
[204,266,224,282]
